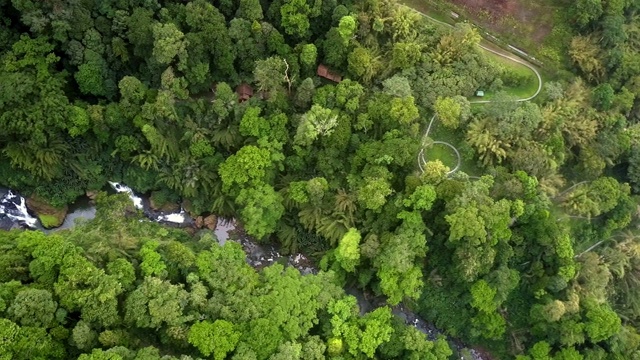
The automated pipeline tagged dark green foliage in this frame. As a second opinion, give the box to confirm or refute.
[0,198,450,359]
[0,0,638,358]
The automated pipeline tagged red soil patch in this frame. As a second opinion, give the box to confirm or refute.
[448,0,555,45]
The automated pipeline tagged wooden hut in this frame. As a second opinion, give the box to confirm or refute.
[236,83,254,102]
[317,64,342,83]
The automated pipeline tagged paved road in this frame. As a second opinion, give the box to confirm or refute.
[410,5,544,175]
[406,6,543,102]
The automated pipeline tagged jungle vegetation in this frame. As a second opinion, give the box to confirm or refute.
[0,0,640,358]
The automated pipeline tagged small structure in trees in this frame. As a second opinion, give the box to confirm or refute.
[475,90,485,97]
[317,64,342,83]
[236,83,254,102]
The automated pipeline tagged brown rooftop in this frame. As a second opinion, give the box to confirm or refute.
[236,83,254,102]
[317,64,342,83]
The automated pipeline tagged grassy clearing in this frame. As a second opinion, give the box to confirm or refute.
[39,214,61,228]
[483,50,540,99]
[427,121,483,177]
[426,142,458,169]
[415,0,572,69]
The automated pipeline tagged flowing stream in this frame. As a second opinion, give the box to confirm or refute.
[0,183,485,359]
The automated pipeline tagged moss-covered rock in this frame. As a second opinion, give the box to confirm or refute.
[149,190,180,213]
[26,196,68,229]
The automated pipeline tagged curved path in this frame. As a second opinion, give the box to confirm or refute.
[410,6,543,175]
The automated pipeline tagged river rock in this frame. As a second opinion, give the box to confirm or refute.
[149,191,180,213]
[203,215,217,230]
[182,199,197,217]
[86,190,99,201]
[26,196,68,229]
[195,216,204,229]
[0,217,18,231]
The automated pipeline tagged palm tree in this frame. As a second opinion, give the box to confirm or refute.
[335,188,357,226]
[316,213,350,246]
[465,118,510,166]
[132,150,160,171]
[3,135,69,181]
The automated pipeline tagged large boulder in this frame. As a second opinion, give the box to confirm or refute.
[26,196,68,229]
[85,190,99,201]
[149,191,180,213]
[203,215,217,230]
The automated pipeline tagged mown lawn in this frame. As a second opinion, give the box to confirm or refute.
[425,142,458,170]
[426,121,483,177]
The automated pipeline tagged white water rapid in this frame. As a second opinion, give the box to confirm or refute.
[0,190,38,228]
[156,210,186,224]
[108,181,144,210]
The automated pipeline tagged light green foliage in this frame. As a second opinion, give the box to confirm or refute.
[420,160,450,184]
[585,304,621,343]
[358,307,394,357]
[240,106,271,139]
[561,177,627,217]
[470,280,497,313]
[389,96,419,125]
[0,319,20,356]
[553,347,584,360]
[404,184,436,211]
[335,228,361,272]
[269,342,302,360]
[294,105,338,146]
[189,320,241,359]
[299,44,317,68]
[528,341,552,360]
[152,23,188,67]
[219,145,272,191]
[357,177,393,211]
[336,79,365,113]
[75,49,112,97]
[327,297,394,357]
[236,184,285,239]
[301,336,326,360]
[280,0,311,38]
[53,254,123,327]
[338,16,357,43]
[67,106,91,137]
[348,47,380,84]
[254,56,288,95]
[288,181,310,205]
[7,288,57,328]
[373,211,428,304]
[434,97,462,129]
[0,0,638,358]
[124,277,191,329]
[391,42,422,69]
[139,240,167,278]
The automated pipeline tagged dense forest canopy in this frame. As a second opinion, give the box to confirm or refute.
[0,0,639,359]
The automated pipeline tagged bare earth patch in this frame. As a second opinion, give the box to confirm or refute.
[447,0,557,46]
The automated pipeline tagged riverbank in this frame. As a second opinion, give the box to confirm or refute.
[0,183,488,359]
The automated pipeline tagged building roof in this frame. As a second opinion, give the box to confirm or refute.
[475,90,485,97]
[236,83,254,102]
[317,64,342,83]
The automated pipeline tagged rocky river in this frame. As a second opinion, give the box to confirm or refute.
[0,183,487,360]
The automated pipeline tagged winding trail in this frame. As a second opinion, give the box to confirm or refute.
[409,6,544,175]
